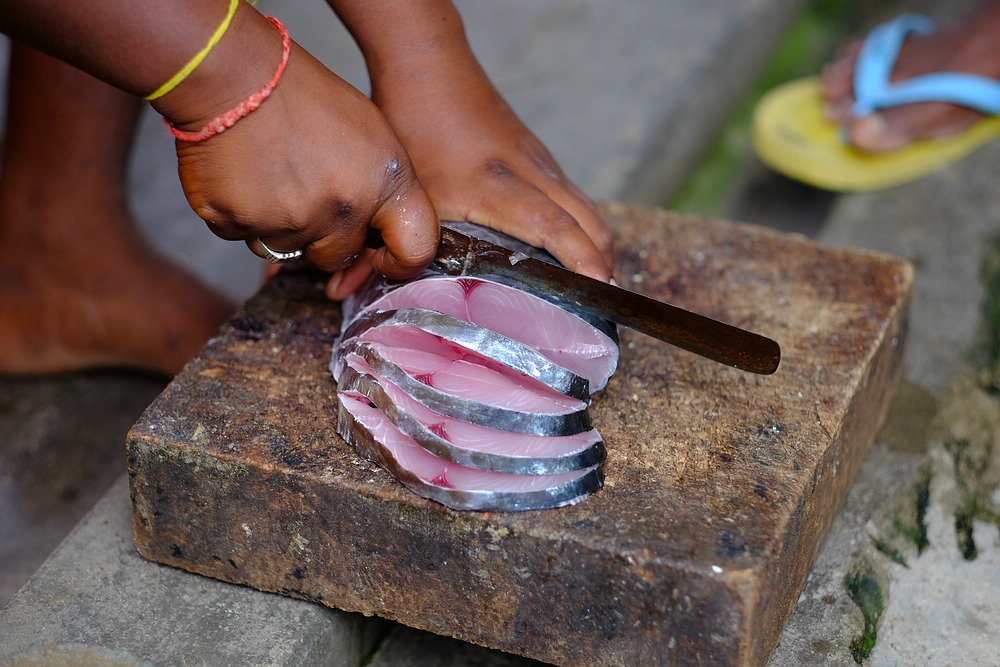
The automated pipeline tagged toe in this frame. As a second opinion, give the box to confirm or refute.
[847,113,911,153]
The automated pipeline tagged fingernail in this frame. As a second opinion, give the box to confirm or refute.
[609,277,619,287]
[326,272,344,300]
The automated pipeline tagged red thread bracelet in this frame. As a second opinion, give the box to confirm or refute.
[165,16,290,143]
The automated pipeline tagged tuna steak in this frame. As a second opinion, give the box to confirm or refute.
[341,275,618,393]
[338,356,605,475]
[335,308,591,400]
[340,338,592,437]
[337,392,603,512]
[332,222,619,511]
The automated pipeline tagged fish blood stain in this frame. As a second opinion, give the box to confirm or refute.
[430,472,453,488]
[457,278,481,298]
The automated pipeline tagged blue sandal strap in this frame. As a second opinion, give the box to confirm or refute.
[852,13,1000,116]
[862,72,1000,115]
[853,13,935,115]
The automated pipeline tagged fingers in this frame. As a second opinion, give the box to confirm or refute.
[251,162,438,300]
[236,165,437,278]
[431,153,614,282]
[323,182,437,301]
[504,188,614,283]
[536,166,615,271]
[325,249,375,301]
[366,49,611,284]
[288,157,434,277]
[366,167,440,280]
[257,247,373,302]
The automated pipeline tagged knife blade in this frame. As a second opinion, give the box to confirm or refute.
[366,224,780,375]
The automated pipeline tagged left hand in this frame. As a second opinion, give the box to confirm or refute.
[370,52,615,284]
[318,0,614,299]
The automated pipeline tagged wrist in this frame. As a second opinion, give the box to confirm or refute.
[331,0,476,80]
[150,2,285,132]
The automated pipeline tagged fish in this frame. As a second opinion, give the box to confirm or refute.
[338,275,618,392]
[332,222,620,511]
[341,341,593,437]
[337,392,603,512]
[337,355,605,475]
[336,308,591,400]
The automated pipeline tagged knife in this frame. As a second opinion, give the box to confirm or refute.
[366,224,780,375]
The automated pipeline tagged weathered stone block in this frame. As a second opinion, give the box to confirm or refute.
[128,203,911,666]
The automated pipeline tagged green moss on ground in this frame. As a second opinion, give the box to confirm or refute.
[868,462,933,571]
[668,0,862,215]
[942,238,1000,559]
[944,436,1000,561]
[900,464,932,555]
[870,536,907,568]
[978,234,1000,393]
[844,560,884,664]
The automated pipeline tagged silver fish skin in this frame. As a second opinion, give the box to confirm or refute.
[342,221,619,345]
[343,344,593,437]
[337,274,619,393]
[337,393,603,512]
[334,308,591,400]
[332,220,621,512]
[337,363,605,475]
[439,221,619,342]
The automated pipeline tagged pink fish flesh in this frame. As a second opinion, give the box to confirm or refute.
[342,343,592,437]
[334,308,590,399]
[332,221,619,511]
[338,392,602,511]
[338,356,605,474]
[342,275,618,392]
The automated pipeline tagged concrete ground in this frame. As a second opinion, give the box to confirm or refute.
[3,0,1000,665]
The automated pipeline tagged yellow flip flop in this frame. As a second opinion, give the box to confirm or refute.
[752,14,1000,192]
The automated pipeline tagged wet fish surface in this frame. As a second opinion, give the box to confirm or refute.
[332,222,619,511]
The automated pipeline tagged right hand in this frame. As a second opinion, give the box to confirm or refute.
[154,11,439,298]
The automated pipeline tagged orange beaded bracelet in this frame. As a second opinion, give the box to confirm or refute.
[165,16,290,143]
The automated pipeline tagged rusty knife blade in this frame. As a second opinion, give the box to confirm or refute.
[367,224,781,375]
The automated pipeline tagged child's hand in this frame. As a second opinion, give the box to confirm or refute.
[155,10,439,298]
[374,61,614,283]
[330,0,614,283]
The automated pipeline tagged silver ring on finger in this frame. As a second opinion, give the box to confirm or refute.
[246,238,305,264]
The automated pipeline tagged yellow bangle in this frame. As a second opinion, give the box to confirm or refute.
[145,0,240,101]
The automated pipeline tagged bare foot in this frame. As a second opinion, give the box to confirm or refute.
[0,44,235,377]
[0,206,235,377]
[821,2,1000,152]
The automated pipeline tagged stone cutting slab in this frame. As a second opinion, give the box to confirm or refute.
[127,203,912,666]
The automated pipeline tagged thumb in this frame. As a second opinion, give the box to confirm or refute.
[369,183,440,280]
